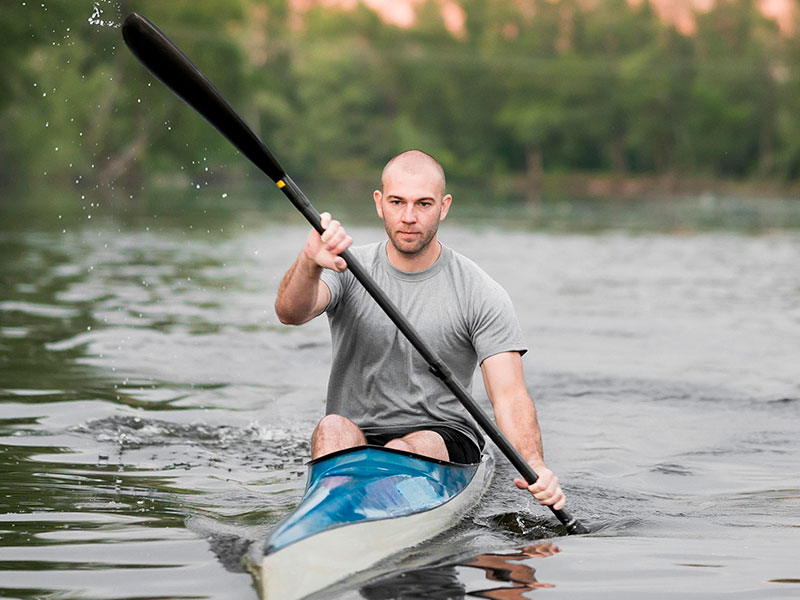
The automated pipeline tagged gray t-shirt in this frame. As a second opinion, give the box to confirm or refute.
[320,241,527,448]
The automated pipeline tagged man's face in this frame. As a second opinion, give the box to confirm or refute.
[374,165,452,257]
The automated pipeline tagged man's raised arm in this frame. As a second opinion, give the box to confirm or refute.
[275,212,352,325]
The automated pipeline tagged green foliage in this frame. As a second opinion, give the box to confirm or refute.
[3,0,800,202]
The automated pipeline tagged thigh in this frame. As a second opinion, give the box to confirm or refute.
[427,426,481,464]
[366,427,481,464]
[365,429,449,461]
[390,429,449,461]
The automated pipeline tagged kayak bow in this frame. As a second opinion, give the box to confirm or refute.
[260,446,492,599]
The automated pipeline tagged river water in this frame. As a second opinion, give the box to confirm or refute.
[1,195,799,599]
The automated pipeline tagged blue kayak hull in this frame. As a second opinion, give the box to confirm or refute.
[260,445,491,599]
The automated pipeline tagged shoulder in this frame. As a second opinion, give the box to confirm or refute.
[320,241,383,304]
[441,245,518,324]
[443,245,506,293]
[323,242,383,281]
[351,241,384,263]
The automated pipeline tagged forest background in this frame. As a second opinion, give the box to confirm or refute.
[4,0,800,210]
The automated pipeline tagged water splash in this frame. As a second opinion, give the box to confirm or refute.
[71,415,310,468]
[88,0,121,28]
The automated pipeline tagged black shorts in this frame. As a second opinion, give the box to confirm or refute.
[364,426,482,464]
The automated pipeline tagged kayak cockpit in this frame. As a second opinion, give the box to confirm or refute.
[264,445,481,555]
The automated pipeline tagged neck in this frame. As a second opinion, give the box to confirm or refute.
[386,239,442,272]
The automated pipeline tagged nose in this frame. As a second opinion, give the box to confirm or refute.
[401,204,417,223]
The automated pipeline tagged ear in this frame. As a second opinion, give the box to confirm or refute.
[373,190,384,218]
[439,194,452,222]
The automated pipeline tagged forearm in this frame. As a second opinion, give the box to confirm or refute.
[494,392,546,469]
[275,251,324,325]
[482,353,564,507]
[275,212,349,325]
[482,353,546,468]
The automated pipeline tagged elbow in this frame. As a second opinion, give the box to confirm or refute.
[275,301,307,326]
[277,313,298,326]
[277,314,302,326]
[275,302,298,326]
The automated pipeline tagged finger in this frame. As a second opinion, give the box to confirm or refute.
[528,476,550,495]
[321,219,341,243]
[513,477,530,490]
[319,212,331,229]
[333,256,348,272]
[541,487,565,509]
[329,235,352,256]
[532,471,556,492]
[537,483,565,508]
[323,226,346,250]
[533,476,560,502]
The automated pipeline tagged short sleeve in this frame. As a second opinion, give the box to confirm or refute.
[470,279,528,364]
[320,268,343,314]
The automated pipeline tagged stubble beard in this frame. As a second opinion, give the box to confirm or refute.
[385,220,440,257]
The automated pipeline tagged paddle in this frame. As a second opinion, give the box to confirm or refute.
[121,12,588,536]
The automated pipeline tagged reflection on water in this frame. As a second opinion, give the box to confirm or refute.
[359,544,559,599]
[360,566,466,599]
[462,544,559,598]
[2,196,799,599]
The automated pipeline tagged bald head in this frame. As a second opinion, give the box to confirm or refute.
[381,150,446,198]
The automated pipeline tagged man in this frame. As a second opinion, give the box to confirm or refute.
[275,150,565,510]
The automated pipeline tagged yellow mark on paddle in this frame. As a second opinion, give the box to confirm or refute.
[276,179,286,189]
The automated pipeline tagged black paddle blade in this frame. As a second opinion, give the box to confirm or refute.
[121,12,286,183]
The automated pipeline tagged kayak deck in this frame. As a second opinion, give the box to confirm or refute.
[265,445,481,555]
[260,445,491,599]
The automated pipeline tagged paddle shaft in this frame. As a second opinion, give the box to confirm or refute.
[122,13,588,535]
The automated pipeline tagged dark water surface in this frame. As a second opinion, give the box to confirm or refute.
[1,198,799,599]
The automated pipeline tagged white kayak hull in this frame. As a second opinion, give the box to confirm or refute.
[259,447,492,600]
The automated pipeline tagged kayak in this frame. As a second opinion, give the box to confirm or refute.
[259,445,492,599]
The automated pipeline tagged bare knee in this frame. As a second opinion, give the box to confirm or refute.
[385,431,448,462]
[311,414,365,459]
[316,414,358,433]
[384,438,413,453]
